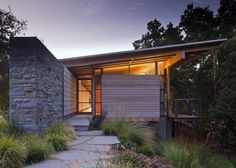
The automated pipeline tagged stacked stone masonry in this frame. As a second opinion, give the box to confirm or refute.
[10,37,64,133]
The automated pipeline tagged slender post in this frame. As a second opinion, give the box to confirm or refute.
[213,50,217,98]
[166,67,171,116]
[76,79,78,113]
[160,75,165,117]
[92,74,96,117]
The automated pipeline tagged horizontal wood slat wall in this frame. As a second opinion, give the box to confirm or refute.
[64,66,77,116]
[102,75,160,119]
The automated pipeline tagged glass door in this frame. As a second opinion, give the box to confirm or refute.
[78,79,92,113]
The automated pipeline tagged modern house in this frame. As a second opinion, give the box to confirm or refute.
[9,37,226,137]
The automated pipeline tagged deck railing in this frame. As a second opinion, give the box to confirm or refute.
[172,99,202,117]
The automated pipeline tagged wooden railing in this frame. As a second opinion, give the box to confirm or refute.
[172,99,202,117]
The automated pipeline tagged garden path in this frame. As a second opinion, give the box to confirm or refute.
[24,131,120,168]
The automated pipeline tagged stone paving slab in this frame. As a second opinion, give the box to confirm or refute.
[69,136,92,146]
[54,150,112,161]
[87,136,120,145]
[25,134,120,168]
[78,160,113,168]
[25,160,68,168]
[65,118,90,127]
[76,130,103,136]
[71,144,111,152]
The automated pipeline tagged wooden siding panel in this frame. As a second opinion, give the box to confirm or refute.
[102,75,160,119]
[63,66,77,116]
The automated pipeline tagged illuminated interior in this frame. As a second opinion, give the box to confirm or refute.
[77,60,166,115]
[102,61,161,75]
[103,65,129,74]
[95,76,101,115]
[78,79,92,113]
[130,62,155,75]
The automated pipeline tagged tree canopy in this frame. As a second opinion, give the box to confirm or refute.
[208,37,236,151]
[133,0,236,151]
[0,8,26,114]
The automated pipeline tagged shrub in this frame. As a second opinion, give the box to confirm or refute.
[21,134,54,163]
[0,118,21,136]
[89,113,106,130]
[137,142,155,156]
[102,118,155,156]
[102,120,116,135]
[114,152,146,168]
[207,38,236,151]
[161,141,234,168]
[161,141,200,168]
[128,128,145,146]
[196,147,234,168]
[43,134,69,152]
[0,135,27,168]
[44,122,76,141]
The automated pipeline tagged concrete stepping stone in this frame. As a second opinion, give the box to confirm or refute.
[87,136,120,145]
[25,131,120,168]
[54,150,112,161]
[76,130,103,136]
[70,136,92,146]
[66,118,90,127]
[25,160,68,168]
[78,160,113,168]
[71,144,111,152]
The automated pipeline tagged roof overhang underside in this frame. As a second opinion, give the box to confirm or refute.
[60,39,226,76]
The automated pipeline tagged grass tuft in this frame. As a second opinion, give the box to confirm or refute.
[161,141,234,168]
[0,134,27,168]
[43,133,69,152]
[102,118,156,156]
[20,134,54,163]
[0,118,21,136]
[44,122,76,141]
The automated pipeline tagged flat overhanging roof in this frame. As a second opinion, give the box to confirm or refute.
[60,39,226,70]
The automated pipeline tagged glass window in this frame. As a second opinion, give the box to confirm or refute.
[78,80,91,91]
[130,62,155,75]
[95,76,101,115]
[78,103,92,112]
[78,79,92,113]
[103,66,129,74]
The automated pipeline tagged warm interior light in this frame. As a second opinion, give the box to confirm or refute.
[158,62,165,75]
[130,62,155,75]
[103,66,129,74]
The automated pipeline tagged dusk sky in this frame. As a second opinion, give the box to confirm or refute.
[1,0,220,58]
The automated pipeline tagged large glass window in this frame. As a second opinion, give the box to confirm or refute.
[102,62,157,75]
[103,66,129,74]
[78,79,92,113]
[130,62,156,75]
[95,76,101,115]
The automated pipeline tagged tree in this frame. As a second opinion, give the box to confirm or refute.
[207,37,236,151]
[133,19,183,49]
[179,4,219,42]
[0,8,26,115]
[162,22,183,45]
[174,4,220,109]
[133,2,236,118]
[218,0,236,38]
[133,19,165,49]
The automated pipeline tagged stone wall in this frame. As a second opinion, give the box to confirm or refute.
[10,37,64,133]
